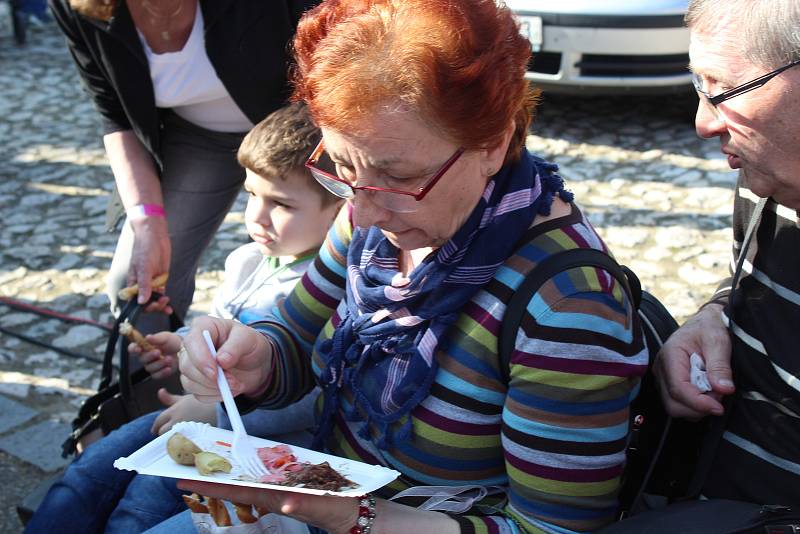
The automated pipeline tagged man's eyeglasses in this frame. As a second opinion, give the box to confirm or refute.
[692,58,800,119]
[304,139,464,213]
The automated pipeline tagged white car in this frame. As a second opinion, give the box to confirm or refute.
[507,0,691,94]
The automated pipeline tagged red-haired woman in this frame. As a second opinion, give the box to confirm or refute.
[175,1,648,533]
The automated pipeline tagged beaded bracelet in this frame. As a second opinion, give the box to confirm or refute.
[349,494,376,534]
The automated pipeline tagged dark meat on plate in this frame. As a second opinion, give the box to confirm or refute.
[255,445,357,490]
[279,461,357,491]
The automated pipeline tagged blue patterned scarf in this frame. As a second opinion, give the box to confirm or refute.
[313,150,573,450]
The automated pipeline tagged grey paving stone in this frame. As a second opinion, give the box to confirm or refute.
[0,420,72,472]
[0,395,38,434]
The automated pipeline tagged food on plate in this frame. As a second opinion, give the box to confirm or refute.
[182,493,209,514]
[279,461,357,491]
[256,444,357,491]
[207,496,232,527]
[194,451,232,476]
[233,502,258,524]
[118,273,169,300]
[165,432,231,476]
[165,432,355,490]
[166,432,202,465]
[183,494,234,527]
[119,320,155,352]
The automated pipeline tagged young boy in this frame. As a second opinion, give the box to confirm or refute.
[25,103,342,534]
[132,101,342,440]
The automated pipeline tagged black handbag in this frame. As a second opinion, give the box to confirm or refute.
[596,499,800,534]
[61,296,183,457]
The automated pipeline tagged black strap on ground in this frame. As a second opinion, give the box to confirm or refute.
[0,325,104,365]
[0,296,113,332]
[0,296,113,365]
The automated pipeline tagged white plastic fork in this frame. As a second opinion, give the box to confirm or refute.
[202,330,268,479]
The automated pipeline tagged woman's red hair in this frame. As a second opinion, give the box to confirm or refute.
[291,0,538,163]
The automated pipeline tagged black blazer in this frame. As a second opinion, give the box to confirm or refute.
[50,0,318,169]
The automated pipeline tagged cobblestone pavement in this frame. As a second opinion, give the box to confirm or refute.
[0,21,737,534]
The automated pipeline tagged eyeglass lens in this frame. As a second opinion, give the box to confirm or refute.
[309,149,424,213]
[691,72,723,120]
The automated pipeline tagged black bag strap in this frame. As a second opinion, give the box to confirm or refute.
[99,298,137,390]
[99,294,183,393]
[499,248,640,383]
[62,298,182,458]
[119,300,183,402]
[685,196,767,499]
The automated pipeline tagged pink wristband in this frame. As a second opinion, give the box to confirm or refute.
[127,203,165,221]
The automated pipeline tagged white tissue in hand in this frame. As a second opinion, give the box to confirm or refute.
[690,352,712,393]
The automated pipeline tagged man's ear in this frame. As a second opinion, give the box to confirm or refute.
[480,121,515,177]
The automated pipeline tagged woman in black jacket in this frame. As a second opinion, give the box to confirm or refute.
[50,0,318,331]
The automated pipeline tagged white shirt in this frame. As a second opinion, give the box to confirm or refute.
[138,3,253,132]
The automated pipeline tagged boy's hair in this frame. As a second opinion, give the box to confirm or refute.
[238,102,338,206]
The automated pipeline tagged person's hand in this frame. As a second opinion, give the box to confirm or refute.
[129,216,171,308]
[654,303,735,419]
[151,389,217,435]
[178,316,274,403]
[176,480,359,534]
[128,331,181,379]
[144,293,174,315]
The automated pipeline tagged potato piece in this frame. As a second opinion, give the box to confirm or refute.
[194,451,232,476]
[166,433,201,465]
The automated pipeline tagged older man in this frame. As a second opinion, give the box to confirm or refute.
[656,0,800,505]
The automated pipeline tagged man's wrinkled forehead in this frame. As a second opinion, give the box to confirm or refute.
[689,25,750,80]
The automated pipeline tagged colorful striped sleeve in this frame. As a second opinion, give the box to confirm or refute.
[248,205,352,408]
[497,248,648,532]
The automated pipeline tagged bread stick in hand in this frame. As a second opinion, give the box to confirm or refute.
[207,497,232,527]
[119,320,155,352]
[233,502,258,524]
[182,493,209,514]
[118,273,169,301]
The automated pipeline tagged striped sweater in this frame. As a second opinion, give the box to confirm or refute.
[250,203,648,533]
[702,180,800,506]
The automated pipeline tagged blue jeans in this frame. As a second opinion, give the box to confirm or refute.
[142,509,196,534]
[25,412,186,534]
[18,0,48,18]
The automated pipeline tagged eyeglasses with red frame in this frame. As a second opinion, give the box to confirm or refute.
[304,139,464,213]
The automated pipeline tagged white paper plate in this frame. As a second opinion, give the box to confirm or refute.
[114,422,400,497]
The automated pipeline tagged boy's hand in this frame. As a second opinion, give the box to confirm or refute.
[151,388,217,435]
[129,331,182,379]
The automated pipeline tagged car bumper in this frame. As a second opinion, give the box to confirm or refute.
[522,22,691,94]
